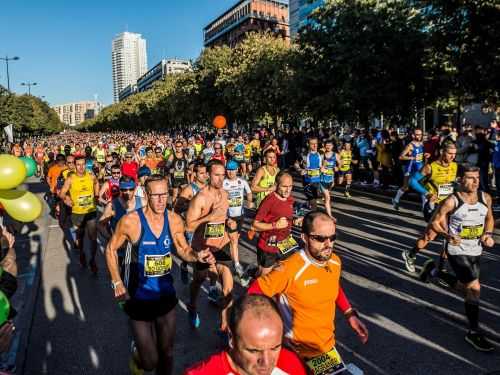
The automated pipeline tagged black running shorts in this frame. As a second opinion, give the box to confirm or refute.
[447,254,480,284]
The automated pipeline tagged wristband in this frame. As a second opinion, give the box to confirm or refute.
[344,308,359,320]
[111,280,122,290]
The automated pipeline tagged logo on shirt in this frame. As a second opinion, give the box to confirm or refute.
[304,279,319,286]
[142,241,156,245]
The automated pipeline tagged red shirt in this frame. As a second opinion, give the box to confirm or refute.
[184,349,307,375]
[121,161,139,180]
[256,192,294,254]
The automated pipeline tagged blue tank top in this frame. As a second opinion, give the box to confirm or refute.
[321,153,336,183]
[124,208,175,301]
[408,142,424,171]
[110,196,143,232]
[304,152,322,183]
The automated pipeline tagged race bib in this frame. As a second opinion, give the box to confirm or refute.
[308,169,320,177]
[306,348,347,375]
[144,253,172,277]
[234,155,244,161]
[174,170,185,179]
[323,169,334,176]
[204,222,225,239]
[416,153,424,162]
[77,195,93,207]
[276,235,299,255]
[460,224,484,240]
[438,183,453,197]
[229,196,243,208]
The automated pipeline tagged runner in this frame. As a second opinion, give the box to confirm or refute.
[59,156,100,273]
[251,149,279,208]
[392,128,425,210]
[422,166,495,352]
[251,172,302,277]
[98,164,121,206]
[184,294,307,375]
[248,211,369,371]
[105,175,215,374]
[186,160,233,331]
[223,160,253,285]
[337,140,356,198]
[402,142,458,273]
[167,140,189,205]
[320,140,341,218]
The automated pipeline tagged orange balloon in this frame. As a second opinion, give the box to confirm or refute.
[213,115,227,129]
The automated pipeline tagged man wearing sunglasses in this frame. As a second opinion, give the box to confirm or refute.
[98,165,121,206]
[248,211,368,370]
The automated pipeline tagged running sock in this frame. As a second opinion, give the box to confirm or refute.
[394,189,404,203]
[345,184,351,193]
[465,301,479,331]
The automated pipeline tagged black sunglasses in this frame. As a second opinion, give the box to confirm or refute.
[120,188,134,192]
[308,234,336,243]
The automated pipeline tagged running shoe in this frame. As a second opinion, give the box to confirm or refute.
[465,331,494,352]
[180,262,189,284]
[188,308,200,329]
[392,198,400,211]
[402,250,416,273]
[235,264,250,287]
[129,342,144,375]
[419,259,436,283]
[344,191,351,199]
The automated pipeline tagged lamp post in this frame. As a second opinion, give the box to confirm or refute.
[0,56,20,92]
[21,81,37,95]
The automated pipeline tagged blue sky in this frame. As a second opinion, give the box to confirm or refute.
[0,0,237,106]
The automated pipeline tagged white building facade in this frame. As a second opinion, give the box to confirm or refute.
[111,32,148,103]
[52,101,102,127]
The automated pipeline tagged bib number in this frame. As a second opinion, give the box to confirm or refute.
[77,195,93,207]
[323,169,334,176]
[306,348,347,375]
[460,225,484,240]
[416,154,423,162]
[276,236,298,255]
[229,197,243,208]
[204,222,225,239]
[308,169,320,177]
[438,183,453,197]
[174,170,184,179]
[144,253,172,277]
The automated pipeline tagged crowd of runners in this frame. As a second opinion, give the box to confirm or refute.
[1,120,498,374]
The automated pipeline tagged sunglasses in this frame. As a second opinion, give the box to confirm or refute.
[308,234,336,243]
[120,188,134,192]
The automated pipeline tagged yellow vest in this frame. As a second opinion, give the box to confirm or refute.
[425,161,457,202]
[339,150,352,172]
[69,172,96,214]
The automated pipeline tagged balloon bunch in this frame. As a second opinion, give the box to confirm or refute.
[0,155,42,223]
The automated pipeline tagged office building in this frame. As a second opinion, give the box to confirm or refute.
[290,0,324,39]
[203,0,289,48]
[52,101,102,127]
[111,32,148,102]
[119,59,192,101]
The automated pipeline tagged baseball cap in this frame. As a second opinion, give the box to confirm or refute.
[138,166,151,178]
[226,160,239,171]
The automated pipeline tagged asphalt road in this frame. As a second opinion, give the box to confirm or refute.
[22,184,500,375]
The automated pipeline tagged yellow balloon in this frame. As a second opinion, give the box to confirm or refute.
[0,189,42,223]
[0,155,27,189]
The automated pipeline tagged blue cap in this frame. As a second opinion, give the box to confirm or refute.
[138,166,151,178]
[226,160,239,171]
[119,180,136,190]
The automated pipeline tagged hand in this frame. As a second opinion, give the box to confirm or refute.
[480,234,495,247]
[0,321,14,353]
[347,315,368,344]
[64,197,73,207]
[447,234,461,246]
[1,230,14,249]
[113,282,130,302]
[426,193,438,203]
[275,217,289,230]
[196,248,215,265]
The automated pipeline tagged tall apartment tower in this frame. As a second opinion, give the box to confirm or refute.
[111,32,148,103]
[289,0,324,39]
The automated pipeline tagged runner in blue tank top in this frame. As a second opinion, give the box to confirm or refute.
[392,128,425,210]
[296,138,326,213]
[320,140,341,218]
[105,175,214,374]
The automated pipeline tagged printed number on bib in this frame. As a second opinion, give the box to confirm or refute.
[277,236,299,255]
[323,169,334,176]
[460,225,484,240]
[78,195,93,207]
[204,222,225,239]
[306,347,347,375]
[438,183,453,197]
[174,170,184,179]
[144,253,172,277]
[229,197,243,208]
[416,154,423,162]
[308,169,320,177]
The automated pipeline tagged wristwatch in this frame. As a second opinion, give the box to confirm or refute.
[111,280,122,290]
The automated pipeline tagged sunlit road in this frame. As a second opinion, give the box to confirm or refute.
[23,183,500,374]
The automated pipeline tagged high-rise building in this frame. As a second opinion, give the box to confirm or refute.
[203,0,289,48]
[52,101,102,127]
[290,0,324,39]
[118,58,192,101]
[111,32,148,102]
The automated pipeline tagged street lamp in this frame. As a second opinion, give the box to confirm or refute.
[0,56,20,92]
[21,81,37,95]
